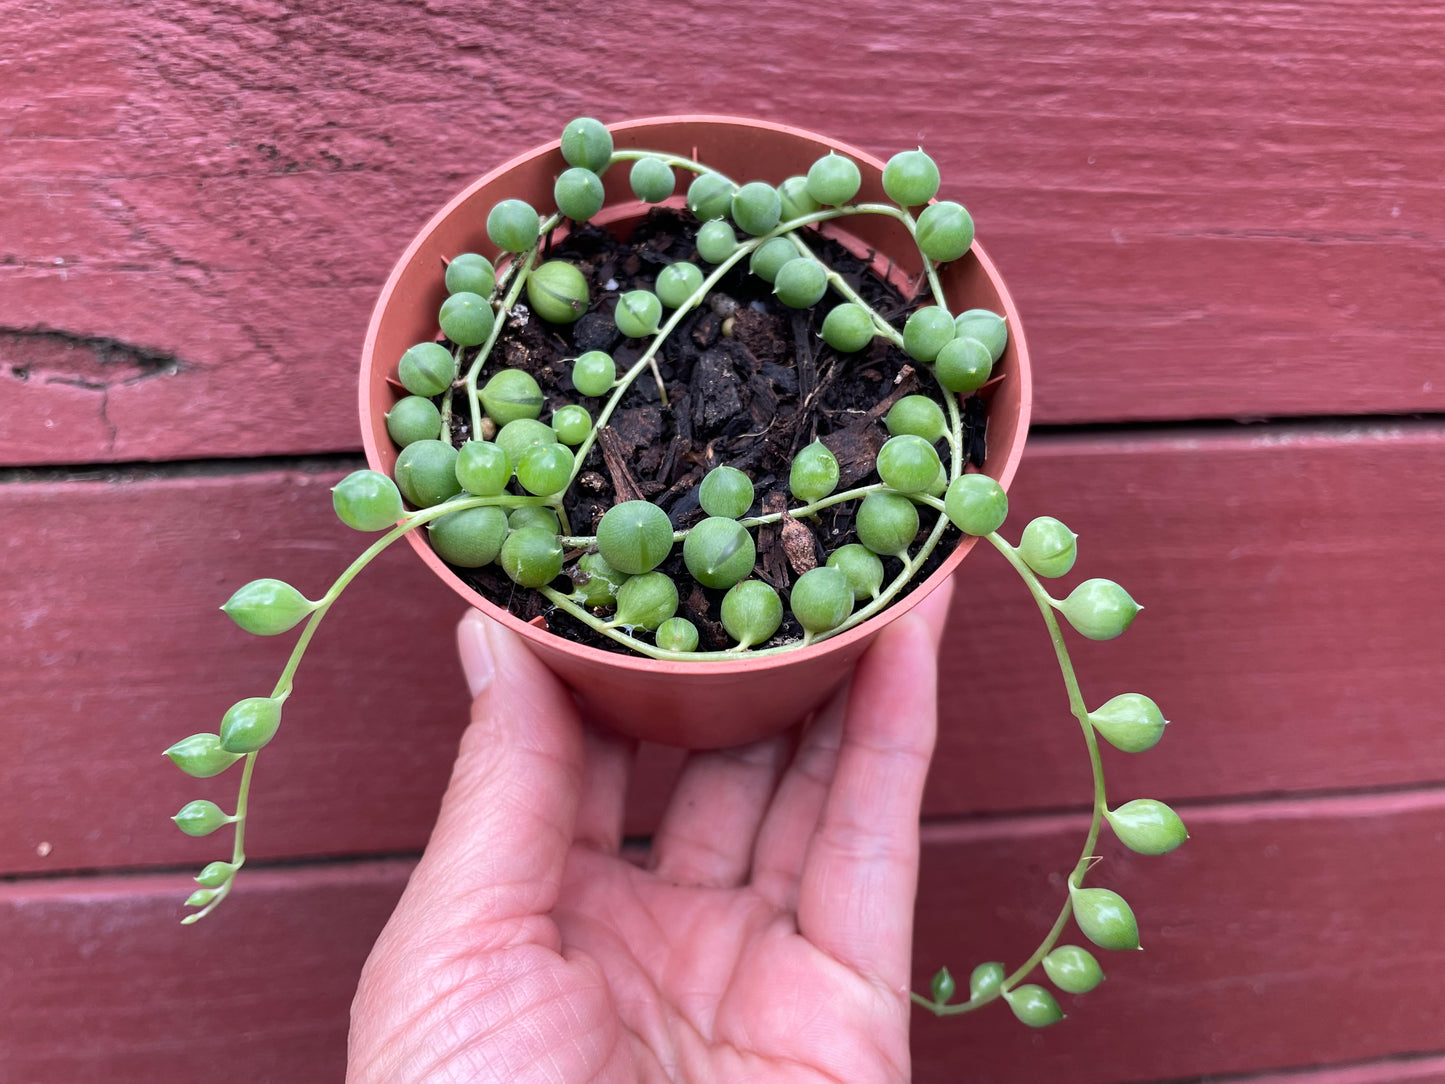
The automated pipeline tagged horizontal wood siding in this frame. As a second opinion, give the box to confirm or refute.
[5,792,1445,1082]
[3,0,1443,464]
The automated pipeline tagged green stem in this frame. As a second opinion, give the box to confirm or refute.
[912,530,1108,1014]
[463,214,564,437]
[186,494,542,923]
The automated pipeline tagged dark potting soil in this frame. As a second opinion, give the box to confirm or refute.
[439,206,987,654]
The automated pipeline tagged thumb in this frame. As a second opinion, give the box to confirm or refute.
[396,609,585,934]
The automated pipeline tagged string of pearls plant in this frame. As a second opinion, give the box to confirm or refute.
[164,117,1185,1028]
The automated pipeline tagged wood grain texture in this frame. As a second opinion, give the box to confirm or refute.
[909,789,1445,1083]
[3,0,1443,464]
[5,792,1445,1083]
[3,422,1442,875]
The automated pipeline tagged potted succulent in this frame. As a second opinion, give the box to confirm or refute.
[163,115,1184,1029]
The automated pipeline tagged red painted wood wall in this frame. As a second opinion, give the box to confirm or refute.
[3,1,1442,1080]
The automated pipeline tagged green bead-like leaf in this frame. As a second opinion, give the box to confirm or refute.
[597,500,674,575]
[455,441,511,496]
[221,579,316,636]
[934,336,993,395]
[1042,945,1105,994]
[487,199,541,253]
[930,966,956,1004]
[438,291,496,346]
[386,395,443,447]
[968,961,1005,1000]
[695,220,737,265]
[571,350,616,397]
[499,526,563,588]
[611,570,679,631]
[805,152,861,206]
[915,200,974,263]
[1004,984,1064,1027]
[553,167,605,223]
[1106,799,1189,855]
[398,341,455,397]
[827,543,884,601]
[445,253,496,298]
[902,306,955,362]
[173,799,232,837]
[526,259,590,324]
[495,418,557,470]
[1018,516,1077,578]
[219,695,284,754]
[570,551,630,607]
[195,861,239,888]
[884,395,946,442]
[777,175,820,221]
[559,117,613,173]
[394,439,462,508]
[855,491,920,557]
[699,465,754,519]
[516,442,575,497]
[682,517,756,590]
[687,173,736,221]
[630,157,676,203]
[789,440,839,502]
[944,473,1008,536]
[953,308,1008,362]
[332,470,404,531]
[773,259,827,309]
[720,580,783,648]
[789,566,853,637]
[1069,883,1141,951]
[428,505,509,568]
[480,369,545,426]
[876,434,942,494]
[882,148,941,207]
[509,505,561,533]
[820,303,875,353]
[164,733,243,778]
[185,887,220,908]
[654,616,699,653]
[614,289,663,338]
[749,236,799,284]
[1087,692,1168,753]
[1059,578,1142,640]
[656,262,705,309]
[731,181,782,236]
[551,404,592,446]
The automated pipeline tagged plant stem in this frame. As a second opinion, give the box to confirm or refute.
[185,494,545,923]
[912,531,1108,1014]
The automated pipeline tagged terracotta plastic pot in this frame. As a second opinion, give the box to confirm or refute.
[361,115,1032,748]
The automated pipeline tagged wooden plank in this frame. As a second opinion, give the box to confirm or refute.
[1212,1055,1445,1084]
[4,0,1444,464]
[6,791,1445,1082]
[909,789,1445,1082]
[3,422,1443,874]
[0,860,408,1083]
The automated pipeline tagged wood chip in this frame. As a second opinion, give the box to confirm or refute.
[781,514,819,576]
[597,426,645,504]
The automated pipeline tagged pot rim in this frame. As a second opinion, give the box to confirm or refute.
[360,114,1033,676]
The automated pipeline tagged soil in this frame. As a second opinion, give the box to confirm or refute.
[436,206,987,654]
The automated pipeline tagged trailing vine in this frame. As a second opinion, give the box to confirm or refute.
[164,117,1183,1028]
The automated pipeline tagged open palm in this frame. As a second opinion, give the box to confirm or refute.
[350,584,950,1083]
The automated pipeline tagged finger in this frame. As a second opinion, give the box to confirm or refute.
[750,685,848,911]
[650,733,792,888]
[574,724,635,855]
[393,609,585,936]
[797,609,941,991]
[752,579,952,912]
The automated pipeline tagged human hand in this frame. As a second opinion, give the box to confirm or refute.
[349,581,954,1083]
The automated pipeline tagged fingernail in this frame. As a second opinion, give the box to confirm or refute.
[457,610,495,696]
